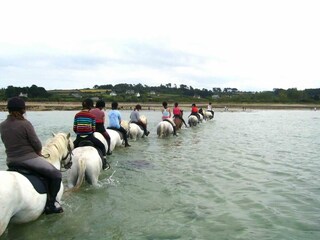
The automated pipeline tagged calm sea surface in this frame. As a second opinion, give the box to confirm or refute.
[0,109,319,240]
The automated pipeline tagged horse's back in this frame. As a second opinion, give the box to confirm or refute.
[174,117,183,130]
[0,171,46,225]
[93,132,107,146]
[106,129,123,149]
[129,123,144,140]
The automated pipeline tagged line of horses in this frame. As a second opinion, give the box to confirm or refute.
[0,109,214,236]
[156,108,214,137]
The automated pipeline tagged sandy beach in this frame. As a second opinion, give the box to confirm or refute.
[0,101,319,112]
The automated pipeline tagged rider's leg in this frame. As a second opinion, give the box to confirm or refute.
[180,116,188,127]
[138,121,149,136]
[102,131,112,155]
[120,127,131,147]
[89,135,108,169]
[16,157,63,214]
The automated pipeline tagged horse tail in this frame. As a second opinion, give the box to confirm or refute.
[157,123,162,137]
[158,122,165,138]
[73,157,86,190]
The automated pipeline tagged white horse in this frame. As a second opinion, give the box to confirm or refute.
[127,115,148,141]
[157,120,174,138]
[188,115,199,127]
[203,111,214,120]
[106,128,125,149]
[0,132,73,237]
[67,132,109,189]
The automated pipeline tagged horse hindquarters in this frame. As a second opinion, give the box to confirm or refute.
[0,172,47,236]
[157,121,173,137]
[67,151,86,189]
[129,123,144,141]
[68,146,102,189]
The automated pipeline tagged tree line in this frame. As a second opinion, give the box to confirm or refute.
[0,84,319,104]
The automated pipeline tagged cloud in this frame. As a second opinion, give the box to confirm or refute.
[0,0,320,91]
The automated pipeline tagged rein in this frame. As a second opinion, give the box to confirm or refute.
[60,141,73,172]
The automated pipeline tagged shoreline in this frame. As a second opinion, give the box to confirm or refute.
[0,101,319,111]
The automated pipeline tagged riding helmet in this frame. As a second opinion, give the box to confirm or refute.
[7,97,26,110]
[96,99,106,108]
[82,98,94,109]
[135,104,142,110]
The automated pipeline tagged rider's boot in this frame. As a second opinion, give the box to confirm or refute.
[102,156,110,170]
[173,127,178,136]
[125,141,131,147]
[45,200,63,214]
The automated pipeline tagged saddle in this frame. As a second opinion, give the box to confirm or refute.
[7,168,48,194]
[163,119,175,128]
[77,140,104,161]
[131,122,144,131]
[107,127,124,139]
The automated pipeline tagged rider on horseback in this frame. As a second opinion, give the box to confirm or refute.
[130,104,150,136]
[162,101,177,136]
[173,102,188,128]
[0,97,63,214]
[107,101,131,147]
[90,99,112,155]
[207,102,214,118]
[189,103,201,122]
[73,98,108,169]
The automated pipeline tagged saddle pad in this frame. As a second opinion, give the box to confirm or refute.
[8,169,47,194]
[22,174,47,194]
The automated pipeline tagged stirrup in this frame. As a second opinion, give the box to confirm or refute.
[45,202,63,215]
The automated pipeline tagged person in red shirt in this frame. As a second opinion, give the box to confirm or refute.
[90,100,112,155]
[190,103,201,122]
[173,102,188,127]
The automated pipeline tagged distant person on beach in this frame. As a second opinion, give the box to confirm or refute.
[173,102,188,127]
[161,101,177,136]
[73,98,108,169]
[130,104,150,136]
[107,101,131,147]
[90,100,112,155]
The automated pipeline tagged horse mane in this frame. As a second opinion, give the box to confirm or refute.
[41,133,71,164]
[121,120,129,130]
[140,115,147,125]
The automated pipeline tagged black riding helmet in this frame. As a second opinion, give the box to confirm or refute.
[111,101,118,110]
[7,97,26,112]
[82,98,94,109]
[135,104,142,110]
[96,99,106,108]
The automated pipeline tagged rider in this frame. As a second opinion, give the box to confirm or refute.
[107,101,131,147]
[190,103,201,122]
[173,102,188,128]
[130,104,150,136]
[207,102,214,117]
[90,99,112,155]
[162,101,177,136]
[73,98,108,169]
[0,97,63,214]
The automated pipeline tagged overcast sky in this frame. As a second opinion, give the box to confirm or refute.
[0,0,319,91]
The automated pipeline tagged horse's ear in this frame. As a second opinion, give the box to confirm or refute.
[52,132,56,137]
[67,133,71,139]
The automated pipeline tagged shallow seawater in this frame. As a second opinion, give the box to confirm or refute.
[0,109,319,240]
